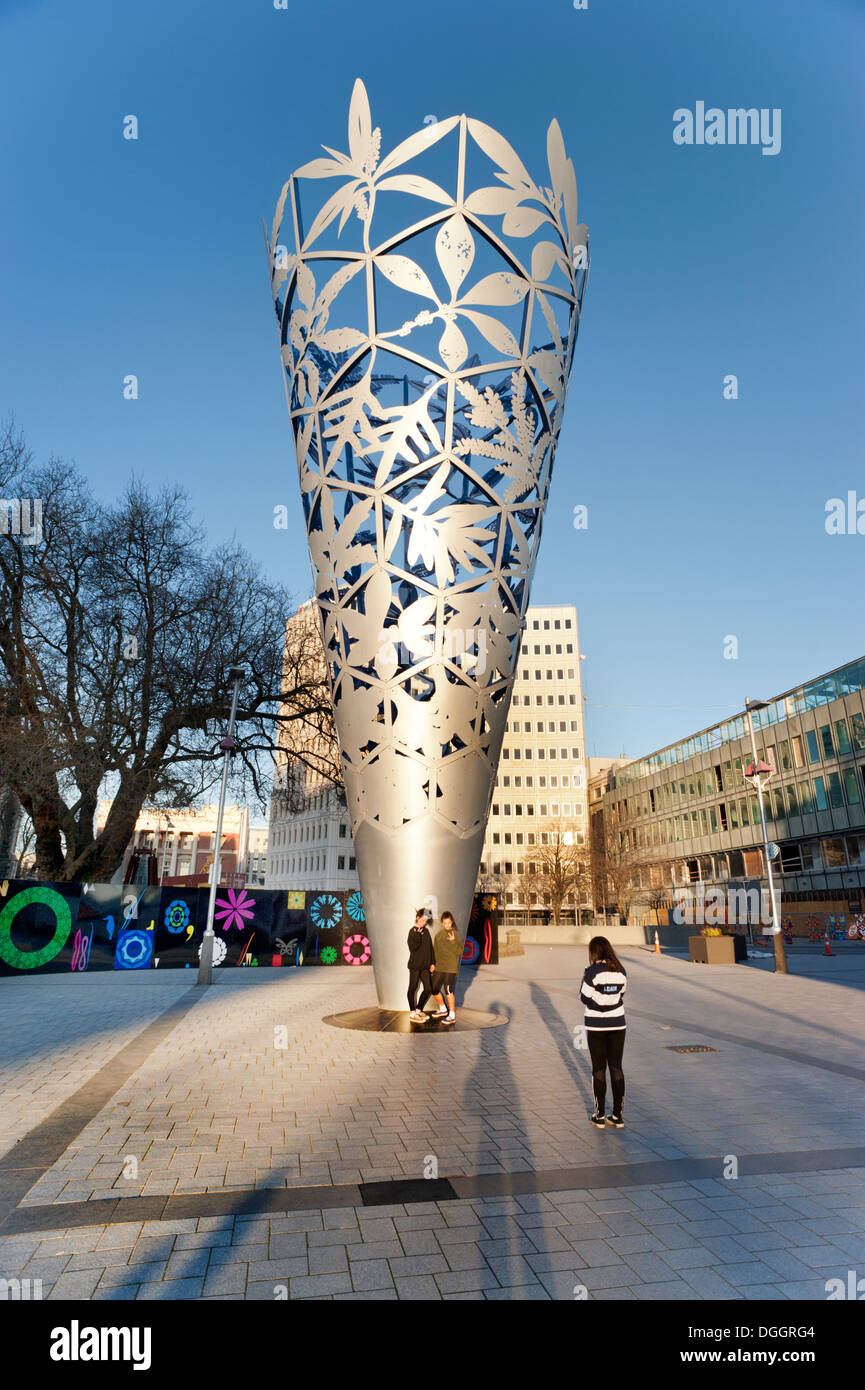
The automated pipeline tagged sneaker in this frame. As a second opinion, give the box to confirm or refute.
[433,1006,448,1017]
[447,1011,455,1022]
[409,1010,426,1022]
[589,1110,606,1128]
[607,1113,625,1128]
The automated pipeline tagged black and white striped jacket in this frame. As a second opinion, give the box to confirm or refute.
[580,961,627,1031]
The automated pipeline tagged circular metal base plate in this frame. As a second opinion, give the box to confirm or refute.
[322,1006,508,1034]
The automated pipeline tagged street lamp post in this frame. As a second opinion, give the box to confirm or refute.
[744,698,788,975]
[197,666,246,986]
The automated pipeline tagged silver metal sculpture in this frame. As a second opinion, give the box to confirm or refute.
[267,81,589,1010]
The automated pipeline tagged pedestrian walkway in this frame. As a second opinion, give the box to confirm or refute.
[0,947,862,1299]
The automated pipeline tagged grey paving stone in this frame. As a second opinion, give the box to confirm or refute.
[623,1252,678,1283]
[659,1247,720,1270]
[136,1277,204,1300]
[164,1251,210,1279]
[91,1284,140,1301]
[349,1259,394,1292]
[285,1272,353,1298]
[678,1266,741,1300]
[386,1253,448,1278]
[308,1246,348,1275]
[99,1262,166,1287]
[202,1264,248,1296]
[776,1278,835,1299]
[346,1240,404,1262]
[485,1283,551,1300]
[435,1268,501,1294]
[631,1279,698,1300]
[246,1255,309,1281]
[270,1233,309,1259]
[534,1269,585,1299]
[47,1270,104,1299]
[392,1274,442,1300]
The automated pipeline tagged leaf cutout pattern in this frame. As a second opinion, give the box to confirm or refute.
[268,80,589,837]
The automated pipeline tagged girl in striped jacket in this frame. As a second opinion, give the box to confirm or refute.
[579,936,627,1129]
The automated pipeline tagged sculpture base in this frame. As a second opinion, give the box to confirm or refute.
[323,1006,507,1034]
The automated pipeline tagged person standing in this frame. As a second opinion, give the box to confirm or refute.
[579,935,627,1128]
[407,908,435,1022]
[431,911,463,1025]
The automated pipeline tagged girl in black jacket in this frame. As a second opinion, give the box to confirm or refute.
[407,908,435,1021]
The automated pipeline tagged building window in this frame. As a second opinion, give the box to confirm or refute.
[338,855,345,869]
[349,856,356,870]
[827,772,845,809]
[806,730,820,764]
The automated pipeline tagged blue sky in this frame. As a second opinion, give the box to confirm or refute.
[1,0,862,762]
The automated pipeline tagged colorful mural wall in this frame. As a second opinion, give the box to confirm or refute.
[0,881,499,976]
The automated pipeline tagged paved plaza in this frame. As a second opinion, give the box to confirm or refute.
[0,945,863,1300]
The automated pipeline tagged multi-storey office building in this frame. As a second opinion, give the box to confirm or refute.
[266,600,357,894]
[479,604,590,925]
[603,657,865,930]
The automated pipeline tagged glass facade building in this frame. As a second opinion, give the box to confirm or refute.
[603,658,865,929]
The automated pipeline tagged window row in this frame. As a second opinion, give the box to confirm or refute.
[497,774,584,789]
[270,853,356,876]
[501,747,580,762]
[507,719,581,734]
[519,668,577,682]
[529,617,573,630]
[511,694,579,707]
[491,802,584,819]
[486,828,587,850]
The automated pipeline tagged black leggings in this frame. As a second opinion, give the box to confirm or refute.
[408,969,431,1011]
[587,1030,625,1115]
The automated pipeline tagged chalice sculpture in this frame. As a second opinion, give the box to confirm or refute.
[267,81,589,1010]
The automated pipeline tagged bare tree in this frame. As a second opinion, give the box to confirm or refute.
[592,823,643,925]
[0,419,338,882]
[525,820,591,925]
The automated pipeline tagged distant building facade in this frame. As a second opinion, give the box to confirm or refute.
[246,827,269,887]
[601,657,865,930]
[478,604,590,925]
[96,801,251,886]
[266,601,356,894]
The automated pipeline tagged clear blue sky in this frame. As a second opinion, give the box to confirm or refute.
[2,0,863,762]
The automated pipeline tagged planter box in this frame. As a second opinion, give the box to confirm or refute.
[689,934,738,965]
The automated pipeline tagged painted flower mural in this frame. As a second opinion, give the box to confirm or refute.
[214,888,257,932]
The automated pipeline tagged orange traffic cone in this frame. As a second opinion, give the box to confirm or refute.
[824,932,834,957]
[653,930,661,955]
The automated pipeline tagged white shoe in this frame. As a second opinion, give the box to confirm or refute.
[409,1010,425,1022]
[447,1011,455,1021]
[433,1006,448,1017]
